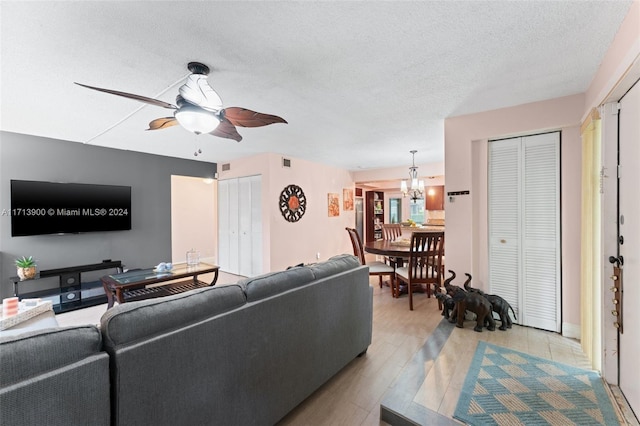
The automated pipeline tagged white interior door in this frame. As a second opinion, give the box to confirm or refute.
[217,179,231,271]
[238,175,262,277]
[488,133,560,332]
[228,179,240,274]
[238,177,252,276]
[218,176,262,276]
[521,133,561,331]
[250,176,262,276]
[618,80,640,415]
[488,139,522,320]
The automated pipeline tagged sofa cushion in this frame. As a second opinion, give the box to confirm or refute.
[307,254,360,280]
[100,284,246,348]
[237,267,315,302]
[0,325,103,387]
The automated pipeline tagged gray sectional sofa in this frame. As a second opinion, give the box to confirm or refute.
[0,254,373,426]
[0,325,111,425]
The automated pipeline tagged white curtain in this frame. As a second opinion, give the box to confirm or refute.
[580,109,602,369]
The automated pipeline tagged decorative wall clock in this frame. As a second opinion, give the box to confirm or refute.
[279,184,307,222]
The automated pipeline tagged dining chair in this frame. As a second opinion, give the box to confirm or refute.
[380,223,403,267]
[345,227,396,294]
[394,231,444,310]
[381,223,402,241]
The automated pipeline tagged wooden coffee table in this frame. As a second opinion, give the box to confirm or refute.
[101,262,219,308]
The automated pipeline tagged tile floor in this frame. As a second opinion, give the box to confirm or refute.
[56,273,637,426]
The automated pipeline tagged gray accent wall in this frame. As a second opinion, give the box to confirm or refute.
[0,132,216,298]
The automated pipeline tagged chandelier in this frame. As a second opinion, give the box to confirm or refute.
[400,150,425,201]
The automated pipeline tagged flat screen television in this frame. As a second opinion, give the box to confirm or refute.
[10,180,131,236]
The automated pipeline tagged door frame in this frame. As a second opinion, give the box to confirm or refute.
[599,81,640,426]
[599,57,640,422]
[600,61,640,384]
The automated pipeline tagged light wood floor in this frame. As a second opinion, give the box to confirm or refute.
[279,277,633,426]
[57,272,634,425]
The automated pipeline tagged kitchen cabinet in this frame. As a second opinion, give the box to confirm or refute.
[426,186,444,210]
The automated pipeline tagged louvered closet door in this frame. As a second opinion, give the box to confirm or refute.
[217,179,231,272]
[488,132,560,332]
[488,139,522,320]
[218,176,262,276]
[238,175,262,277]
[521,133,560,331]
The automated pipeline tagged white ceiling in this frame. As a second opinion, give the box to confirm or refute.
[0,1,632,172]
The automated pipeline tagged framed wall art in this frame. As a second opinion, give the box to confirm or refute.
[327,193,340,217]
[279,184,307,222]
[343,188,354,211]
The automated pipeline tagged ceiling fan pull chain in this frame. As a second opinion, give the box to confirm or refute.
[192,134,203,157]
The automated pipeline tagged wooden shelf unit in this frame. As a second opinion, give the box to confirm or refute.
[365,191,384,242]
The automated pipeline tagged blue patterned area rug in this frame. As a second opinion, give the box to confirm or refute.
[454,342,621,426]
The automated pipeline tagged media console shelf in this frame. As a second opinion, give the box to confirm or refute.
[10,260,122,313]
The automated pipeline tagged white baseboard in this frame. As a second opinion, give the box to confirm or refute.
[562,322,581,339]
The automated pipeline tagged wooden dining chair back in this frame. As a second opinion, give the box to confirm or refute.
[380,223,403,267]
[395,231,444,310]
[345,227,395,291]
[346,227,366,264]
[381,223,402,241]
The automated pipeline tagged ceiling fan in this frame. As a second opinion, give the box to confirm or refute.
[75,62,287,142]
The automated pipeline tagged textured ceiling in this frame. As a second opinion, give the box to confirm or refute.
[0,1,633,172]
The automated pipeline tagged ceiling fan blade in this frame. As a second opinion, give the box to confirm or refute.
[210,118,242,142]
[75,82,177,109]
[224,107,288,128]
[147,117,179,131]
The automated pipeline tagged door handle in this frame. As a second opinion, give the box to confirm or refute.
[609,255,624,266]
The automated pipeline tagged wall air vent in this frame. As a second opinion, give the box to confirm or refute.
[282,158,291,168]
[221,163,231,171]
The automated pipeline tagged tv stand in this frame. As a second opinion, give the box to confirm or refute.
[9,260,122,313]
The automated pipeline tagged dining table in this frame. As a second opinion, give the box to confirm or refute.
[363,227,445,258]
[363,239,413,258]
[363,229,445,296]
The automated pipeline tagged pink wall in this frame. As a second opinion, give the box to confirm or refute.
[585,0,640,111]
[170,176,217,265]
[217,153,354,273]
[444,94,584,332]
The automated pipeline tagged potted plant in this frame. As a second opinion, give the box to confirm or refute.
[15,256,37,280]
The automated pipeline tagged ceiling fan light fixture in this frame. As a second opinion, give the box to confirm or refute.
[175,105,220,135]
[179,73,223,112]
